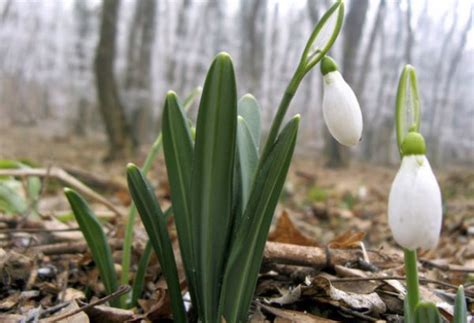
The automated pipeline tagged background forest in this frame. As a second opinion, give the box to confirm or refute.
[0,0,472,167]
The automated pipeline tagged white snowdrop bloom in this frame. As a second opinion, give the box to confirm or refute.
[321,57,363,147]
[388,155,442,250]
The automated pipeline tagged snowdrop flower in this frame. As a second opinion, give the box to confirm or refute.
[388,131,443,250]
[320,56,363,146]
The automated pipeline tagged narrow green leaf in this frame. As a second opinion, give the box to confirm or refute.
[238,94,261,150]
[126,164,187,322]
[130,239,153,308]
[162,91,197,307]
[64,188,119,307]
[191,52,237,321]
[414,302,442,323]
[454,285,468,323]
[237,116,258,210]
[220,115,300,323]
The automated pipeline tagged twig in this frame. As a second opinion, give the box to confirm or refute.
[337,305,378,322]
[420,258,474,273]
[48,285,131,322]
[263,241,399,270]
[0,167,125,217]
[0,227,80,234]
[330,276,473,296]
[22,238,123,255]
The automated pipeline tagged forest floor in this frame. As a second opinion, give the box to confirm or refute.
[0,125,473,322]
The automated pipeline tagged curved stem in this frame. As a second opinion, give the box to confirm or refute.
[404,249,420,323]
[260,69,304,159]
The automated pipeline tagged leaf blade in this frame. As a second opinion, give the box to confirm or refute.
[126,164,187,322]
[220,115,300,322]
[191,52,238,321]
[162,91,197,306]
[64,188,119,307]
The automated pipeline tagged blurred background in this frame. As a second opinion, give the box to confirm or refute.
[0,0,472,167]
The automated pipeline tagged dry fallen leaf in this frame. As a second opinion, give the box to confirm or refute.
[260,303,339,322]
[269,211,318,246]
[328,230,365,249]
[307,275,386,315]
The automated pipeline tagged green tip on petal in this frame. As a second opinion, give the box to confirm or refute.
[320,55,338,75]
[401,131,426,156]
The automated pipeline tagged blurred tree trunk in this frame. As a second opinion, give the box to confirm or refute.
[95,0,131,161]
[124,0,157,145]
[360,0,386,161]
[324,0,369,168]
[356,0,386,97]
[432,12,471,164]
[73,0,93,136]
[427,6,458,148]
[405,0,413,63]
[372,2,404,164]
[166,0,191,90]
[240,0,267,97]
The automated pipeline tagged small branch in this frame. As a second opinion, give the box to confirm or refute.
[263,241,398,270]
[0,167,125,218]
[0,227,80,234]
[49,285,131,322]
[23,239,123,255]
[420,258,474,273]
[330,276,472,296]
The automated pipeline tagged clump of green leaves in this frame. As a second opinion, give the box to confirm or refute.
[65,1,347,321]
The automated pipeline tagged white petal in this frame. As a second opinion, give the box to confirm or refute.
[388,155,443,250]
[322,71,363,146]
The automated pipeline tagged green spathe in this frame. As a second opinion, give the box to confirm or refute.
[401,131,426,156]
[320,55,339,75]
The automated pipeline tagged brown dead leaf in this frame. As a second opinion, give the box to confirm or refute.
[306,275,386,315]
[269,211,317,246]
[84,304,134,323]
[260,304,339,322]
[328,230,365,249]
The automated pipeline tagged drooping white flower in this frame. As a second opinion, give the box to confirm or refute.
[388,154,442,250]
[321,56,363,147]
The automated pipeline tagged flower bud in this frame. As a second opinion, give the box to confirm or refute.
[388,155,442,250]
[321,56,363,147]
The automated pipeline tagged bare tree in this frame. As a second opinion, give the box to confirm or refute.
[95,0,131,161]
[124,0,157,145]
[432,11,472,164]
[240,0,267,97]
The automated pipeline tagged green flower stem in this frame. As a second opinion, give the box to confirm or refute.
[404,249,420,322]
[261,70,304,159]
[260,0,344,160]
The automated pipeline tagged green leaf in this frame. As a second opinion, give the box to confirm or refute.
[0,182,28,214]
[191,52,237,321]
[162,91,197,306]
[126,164,187,322]
[454,285,468,323]
[220,115,300,323]
[130,239,153,308]
[236,116,258,211]
[238,94,261,150]
[414,302,441,323]
[64,188,119,307]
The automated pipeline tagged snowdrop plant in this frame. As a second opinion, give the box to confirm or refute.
[389,65,467,323]
[320,55,362,146]
[65,1,370,322]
